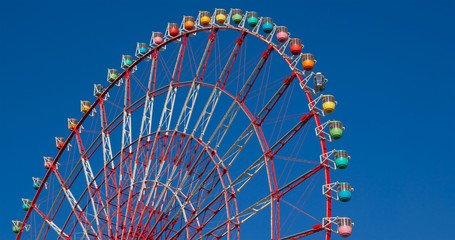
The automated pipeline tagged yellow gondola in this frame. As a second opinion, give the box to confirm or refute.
[322,95,336,113]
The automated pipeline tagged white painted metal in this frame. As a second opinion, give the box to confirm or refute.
[320,149,338,170]
[98,98,115,239]
[252,17,263,34]
[322,182,354,200]
[265,23,277,43]
[53,168,92,240]
[308,94,329,117]
[99,101,114,169]
[74,135,103,240]
[118,71,134,239]
[32,177,48,190]
[12,220,30,232]
[33,206,70,238]
[133,37,187,224]
[315,120,337,142]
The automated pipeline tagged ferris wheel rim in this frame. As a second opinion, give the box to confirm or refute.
[18,24,332,240]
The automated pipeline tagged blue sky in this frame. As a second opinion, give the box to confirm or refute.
[0,0,454,239]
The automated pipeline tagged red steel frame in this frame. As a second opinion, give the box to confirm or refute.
[18,25,332,240]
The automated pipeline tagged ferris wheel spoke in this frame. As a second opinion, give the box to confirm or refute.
[156,35,189,133]
[155,149,232,239]
[138,35,190,206]
[223,124,256,167]
[221,73,297,169]
[142,51,159,140]
[151,180,203,237]
[204,44,274,153]
[254,73,297,125]
[176,30,217,135]
[129,135,195,237]
[161,143,212,208]
[145,50,239,234]
[44,157,102,240]
[167,178,230,240]
[74,130,107,239]
[86,135,191,238]
[36,189,64,240]
[199,164,323,239]
[191,31,247,139]
[132,50,160,180]
[133,35,189,207]
[236,45,274,102]
[137,138,198,235]
[152,119,249,239]
[115,178,201,239]
[147,136,189,211]
[156,71,296,232]
[51,166,96,239]
[33,206,70,239]
[231,113,314,193]
[134,144,181,232]
[218,47,278,238]
[97,98,118,239]
[165,113,314,238]
[115,70,134,239]
[140,136,224,239]
[155,171,226,240]
[156,46,281,232]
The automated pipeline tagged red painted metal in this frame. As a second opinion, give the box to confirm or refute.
[255,73,296,126]
[52,165,96,239]
[237,45,273,103]
[33,207,71,240]
[220,31,247,88]
[18,25,331,240]
[74,130,108,238]
[290,229,324,240]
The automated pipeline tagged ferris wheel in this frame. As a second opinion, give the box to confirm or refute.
[13,8,354,240]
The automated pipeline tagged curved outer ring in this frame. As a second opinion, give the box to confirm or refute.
[18,25,331,240]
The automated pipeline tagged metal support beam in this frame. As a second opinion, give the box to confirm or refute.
[34,206,70,239]
[74,130,104,239]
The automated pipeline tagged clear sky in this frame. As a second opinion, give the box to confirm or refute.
[0,0,454,239]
